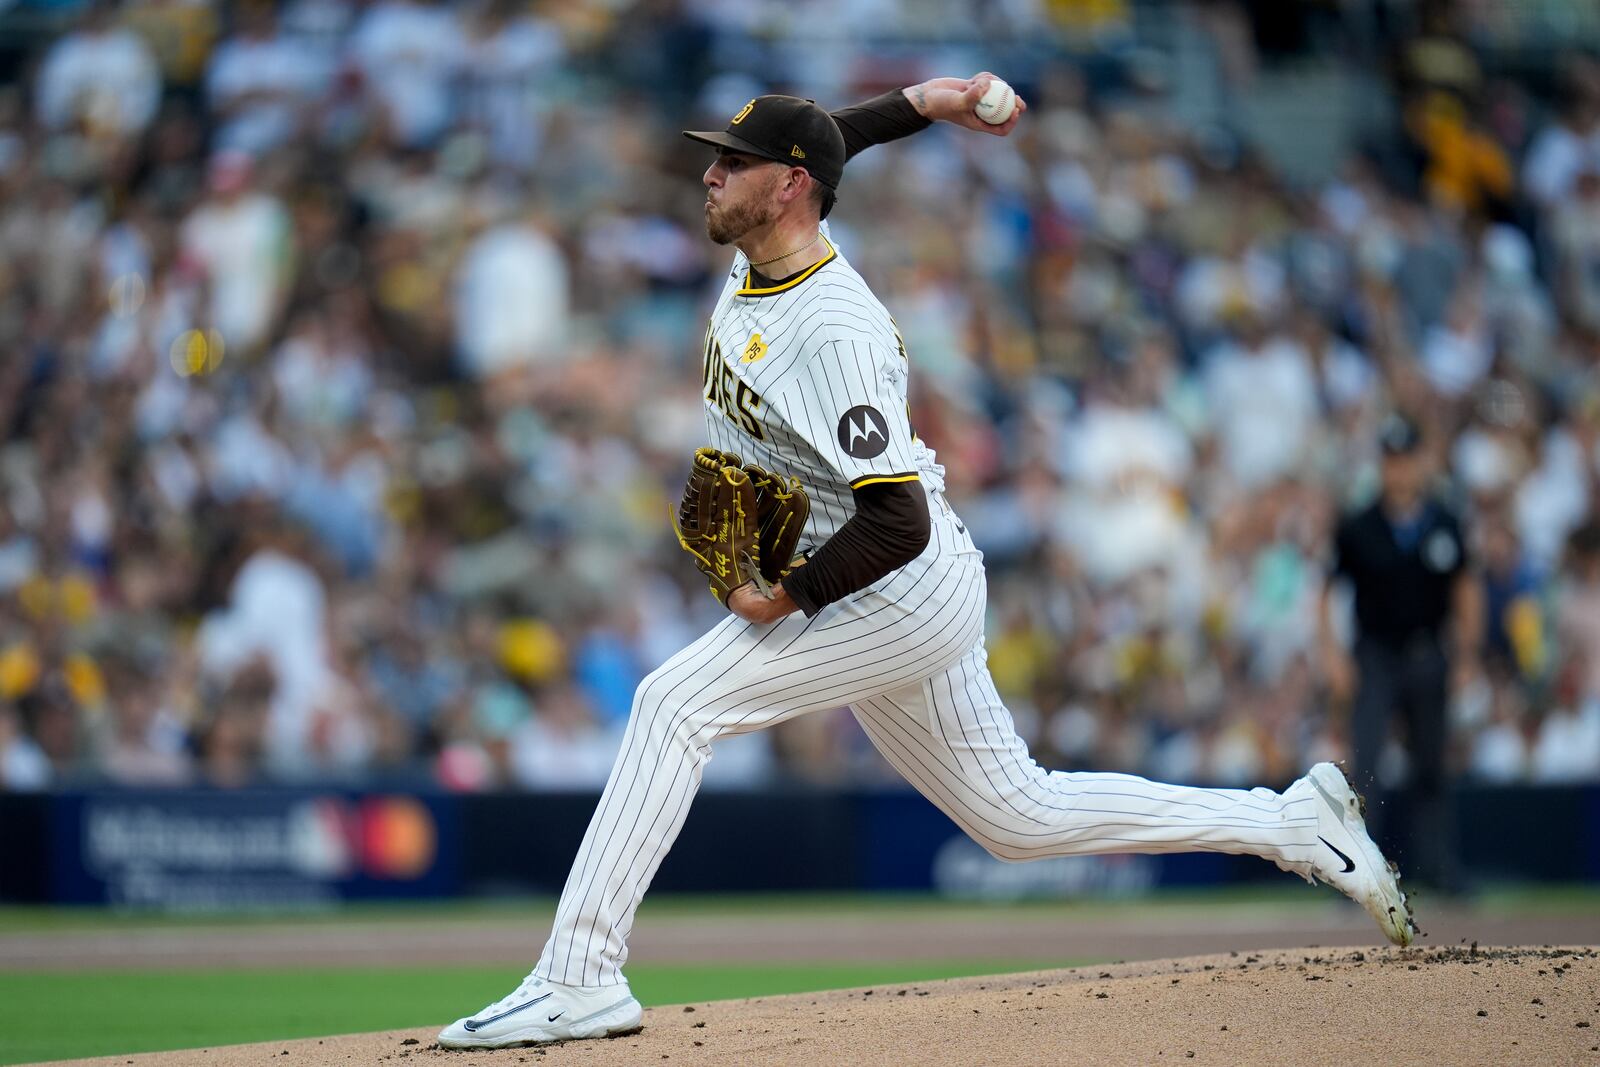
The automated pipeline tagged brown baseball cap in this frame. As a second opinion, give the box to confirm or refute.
[684,95,846,190]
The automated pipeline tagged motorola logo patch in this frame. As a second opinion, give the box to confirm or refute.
[837,405,889,459]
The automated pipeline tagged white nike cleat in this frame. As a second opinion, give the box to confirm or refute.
[1283,761,1418,947]
[437,973,643,1049]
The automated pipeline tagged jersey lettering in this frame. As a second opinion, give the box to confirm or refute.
[701,332,766,441]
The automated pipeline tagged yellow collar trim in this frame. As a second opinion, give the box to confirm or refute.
[738,235,836,297]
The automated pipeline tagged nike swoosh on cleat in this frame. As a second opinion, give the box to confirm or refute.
[462,992,553,1032]
[547,1013,564,1022]
[1319,835,1356,873]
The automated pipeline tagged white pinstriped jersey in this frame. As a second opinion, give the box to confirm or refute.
[699,234,946,551]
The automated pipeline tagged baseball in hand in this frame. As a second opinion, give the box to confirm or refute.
[974,79,1016,125]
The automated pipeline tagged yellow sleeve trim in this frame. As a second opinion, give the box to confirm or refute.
[737,235,837,296]
[850,472,921,489]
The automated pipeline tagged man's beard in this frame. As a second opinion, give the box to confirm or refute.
[705,185,777,245]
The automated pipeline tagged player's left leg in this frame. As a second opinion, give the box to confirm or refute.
[849,643,1416,946]
[438,533,986,1049]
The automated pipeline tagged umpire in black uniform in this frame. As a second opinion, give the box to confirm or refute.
[1320,414,1482,892]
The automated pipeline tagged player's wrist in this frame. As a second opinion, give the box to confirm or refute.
[902,82,933,119]
[726,581,795,624]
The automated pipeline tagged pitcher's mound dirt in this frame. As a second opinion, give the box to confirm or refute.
[41,946,1600,1067]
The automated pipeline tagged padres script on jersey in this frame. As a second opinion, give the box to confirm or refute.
[699,234,946,546]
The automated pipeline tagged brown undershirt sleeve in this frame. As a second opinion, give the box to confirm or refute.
[781,479,931,618]
[831,89,932,162]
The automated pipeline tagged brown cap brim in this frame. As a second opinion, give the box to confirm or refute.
[683,129,793,167]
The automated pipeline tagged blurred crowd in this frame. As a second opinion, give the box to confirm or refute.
[1,0,1599,793]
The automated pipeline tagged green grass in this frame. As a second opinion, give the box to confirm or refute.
[0,884,1366,933]
[2,881,1595,934]
[0,960,1058,1066]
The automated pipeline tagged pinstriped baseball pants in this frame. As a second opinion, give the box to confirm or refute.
[534,496,1320,987]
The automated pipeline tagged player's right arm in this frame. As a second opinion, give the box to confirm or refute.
[830,72,1026,161]
[902,73,1027,136]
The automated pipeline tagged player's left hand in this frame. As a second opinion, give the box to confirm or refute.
[726,581,798,625]
[903,73,1027,137]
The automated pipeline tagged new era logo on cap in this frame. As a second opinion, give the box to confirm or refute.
[684,95,845,190]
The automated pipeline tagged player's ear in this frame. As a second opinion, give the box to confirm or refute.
[782,167,810,204]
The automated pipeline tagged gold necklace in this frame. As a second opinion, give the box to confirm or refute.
[748,233,820,268]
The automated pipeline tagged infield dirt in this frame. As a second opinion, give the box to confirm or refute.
[35,945,1600,1067]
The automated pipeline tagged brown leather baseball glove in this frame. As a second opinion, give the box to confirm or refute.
[673,447,809,604]
[742,461,809,589]
[673,447,762,605]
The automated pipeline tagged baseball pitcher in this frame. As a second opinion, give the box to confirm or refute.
[438,74,1415,1050]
